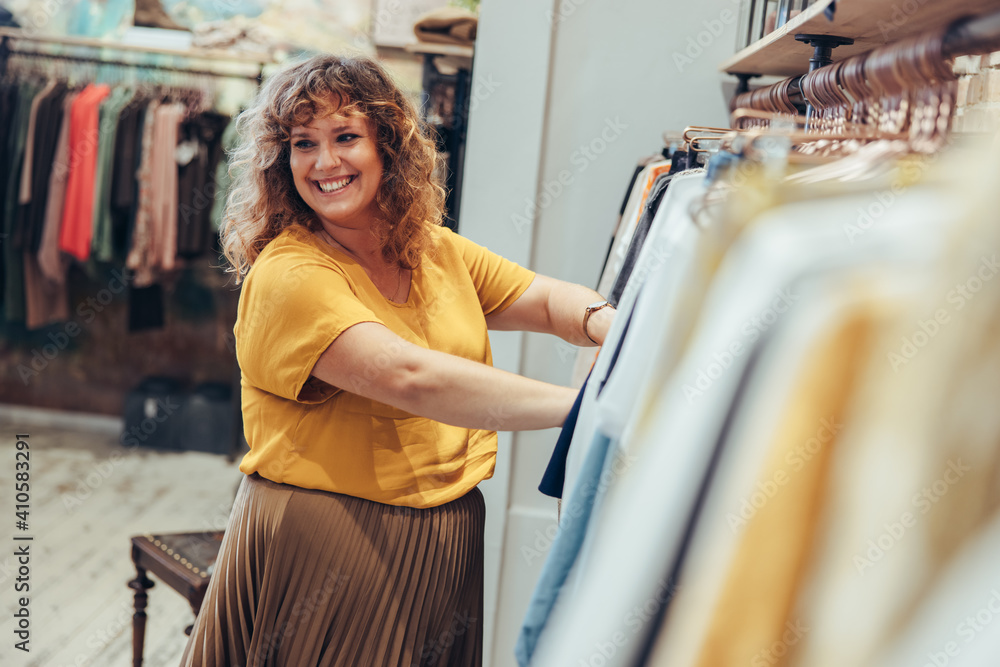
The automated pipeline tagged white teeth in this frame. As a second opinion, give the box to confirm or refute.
[316,176,353,193]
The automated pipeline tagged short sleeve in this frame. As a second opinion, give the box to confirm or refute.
[235,252,384,403]
[445,229,536,316]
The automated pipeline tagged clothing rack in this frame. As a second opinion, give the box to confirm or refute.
[0,27,272,84]
[0,27,265,460]
[732,6,1000,125]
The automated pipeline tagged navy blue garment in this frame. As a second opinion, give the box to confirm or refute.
[537,306,635,500]
[539,368,591,499]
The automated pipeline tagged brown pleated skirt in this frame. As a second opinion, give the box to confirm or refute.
[179,473,484,667]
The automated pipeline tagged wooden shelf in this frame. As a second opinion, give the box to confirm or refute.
[721,0,1000,76]
[404,42,474,59]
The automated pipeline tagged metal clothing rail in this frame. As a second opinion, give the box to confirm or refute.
[734,6,1000,124]
[0,27,272,83]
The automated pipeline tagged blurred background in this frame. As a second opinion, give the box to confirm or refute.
[1,0,999,666]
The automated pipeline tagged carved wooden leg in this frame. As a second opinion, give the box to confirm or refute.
[128,559,155,667]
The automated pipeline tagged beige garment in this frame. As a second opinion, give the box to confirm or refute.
[37,91,77,283]
[18,79,58,204]
[770,145,1000,667]
[23,248,68,330]
[157,103,184,272]
[148,104,168,274]
[126,99,160,287]
[682,312,873,667]
[142,102,184,276]
[790,256,1000,660]
[414,7,477,46]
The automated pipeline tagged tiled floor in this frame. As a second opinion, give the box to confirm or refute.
[0,406,245,667]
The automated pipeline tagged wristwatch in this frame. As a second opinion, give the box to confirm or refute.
[583,300,612,345]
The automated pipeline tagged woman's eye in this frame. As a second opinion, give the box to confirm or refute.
[338,134,360,143]
[293,139,314,149]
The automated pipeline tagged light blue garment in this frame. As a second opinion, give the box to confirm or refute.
[516,306,642,665]
[515,431,615,667]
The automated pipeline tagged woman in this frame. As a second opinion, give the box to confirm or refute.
[180,53,615,667]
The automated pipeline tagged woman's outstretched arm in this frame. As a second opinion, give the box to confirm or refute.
[310,322,578,431]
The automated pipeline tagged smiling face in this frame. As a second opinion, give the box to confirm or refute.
[289,111,384,232]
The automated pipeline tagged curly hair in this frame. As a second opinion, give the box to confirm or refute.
[220,53,446,281]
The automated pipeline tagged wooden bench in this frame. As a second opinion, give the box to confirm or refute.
[128,531,224,667]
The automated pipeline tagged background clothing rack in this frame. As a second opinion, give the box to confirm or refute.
[0,27,272,83]
[0,26,273,460]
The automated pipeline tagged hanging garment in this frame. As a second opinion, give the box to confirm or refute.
[538,368,592,500]
[594,160,671,299]
[22,248,70,330]
[596,156,665,282]
[24,83,70,254]
[58,82,111,261]
[608,173,672,307]
[16,79,62,250]
[530,141,998,667]
[869,511,1000,667]
[3,81,42,321]
[644,274,890,667]
[120,99,148,263]
[519,171,709,666]
[560,172,708,507]
[571,160,673,388]
[90,86,135,262]
[16,79,58,212]
[517,311,637,666]
[776,152,1000,667]
[109,95,145,261]
[22,83,73,331]
[38,92,78,285]
[176,110,229,258]
[152,102,185,273]
[126,98,161,287]
[687,306,874,667]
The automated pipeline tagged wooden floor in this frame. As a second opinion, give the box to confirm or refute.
[0,406,246,667]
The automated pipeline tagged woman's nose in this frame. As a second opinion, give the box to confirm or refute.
[315,143,342,171]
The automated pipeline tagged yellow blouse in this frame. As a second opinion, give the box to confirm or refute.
[235,224,536,508]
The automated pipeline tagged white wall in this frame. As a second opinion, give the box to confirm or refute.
[459,1,740,665]
[456,0,558,663]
